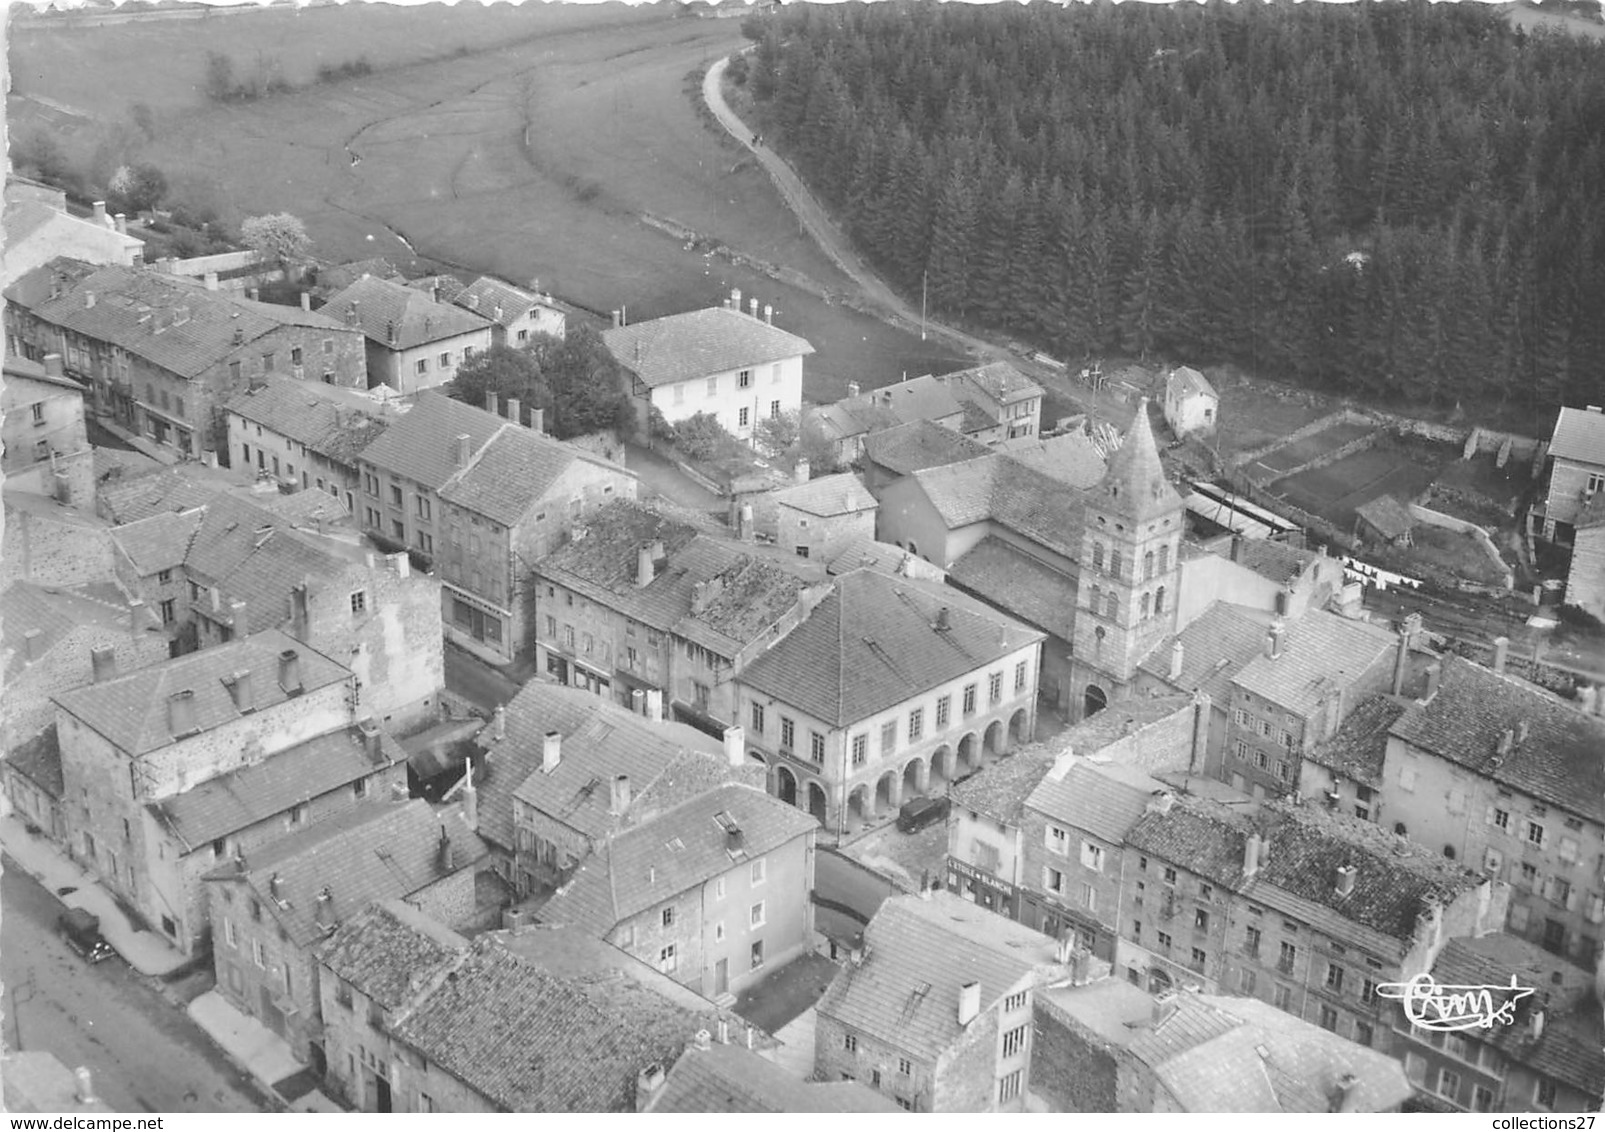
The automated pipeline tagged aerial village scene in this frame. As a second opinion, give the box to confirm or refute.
[4,0,1605,1116]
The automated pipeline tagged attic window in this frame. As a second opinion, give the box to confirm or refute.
[666,837,685,852]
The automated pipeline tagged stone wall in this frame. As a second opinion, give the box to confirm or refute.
[1028,996,1119,1112]
[1,505,117,588]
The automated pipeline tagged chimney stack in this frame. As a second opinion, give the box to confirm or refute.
[543,730,562,773]
[278,648,303,695]
[224,669,254,711]
[637,544,656,588]
[44,353,64,378]
[386,319,398,345]
[487,391,500,418]
[1169,639,1184,682]
[1151,991,1179,1028]
[93,200,108,225]
[73,1068,95,1106]
[115,213,127,235]
[507,397,521,427]
[763,304,773,325]
[1266,619,1286,660]
[846,380,860,399]
[1581,686,1599,716]
[389,551,411,579]
[204,271,219,291]
[1230,534,1244,564]
[635,1065,666,1113]
[738,502,754,542]
[528,407,544,435]
[646,689,664,723]
[723,725,745,769]
[731,288,742,312]
[301,291,312,312]
[453,433,472,469]
[356,718,383,761]
[632,689,646,716]
[493,703,506,741]
[1392,613,1422,696]
[794,457,810,484]
[462,757,478,830]
[1423,661,1442,702]
[1492,637,1509,675]
[90,645,117,682]
[611,773,632,816]
[291,582,310,641]
[346,302,359,327]
[1243,832,1262,879]
[1335,864,1357,897]
[611,310,622,328]
[167,689,198,737]
[935,607,952,632]
[957,980,982,1027]
[693,1029,712,1052]
[748,297,759,319]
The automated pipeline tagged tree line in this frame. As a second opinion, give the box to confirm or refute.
[744,0,1605,417]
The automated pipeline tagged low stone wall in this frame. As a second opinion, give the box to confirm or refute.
[1232,408,1369,469]
[1409,503,1515,591]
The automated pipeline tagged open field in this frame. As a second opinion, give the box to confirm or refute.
[8,6,959,397]
[1248,419,1375,477]
[1272,443,1449,532]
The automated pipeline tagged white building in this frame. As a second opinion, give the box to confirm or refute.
[1163,366,1219,438]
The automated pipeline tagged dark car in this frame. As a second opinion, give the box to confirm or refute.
[58,908,116,963]
[896,795,950,834]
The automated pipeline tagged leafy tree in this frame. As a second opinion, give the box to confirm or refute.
[204,52,237,102]
[240,213,312,270]
[753,408,801,456]
[527,325,639,443]
[673,411,732,462]
[448,344,552,417]
[108,163,168,215]
[14,130,73,188]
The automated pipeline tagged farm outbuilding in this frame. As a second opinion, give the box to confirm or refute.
[1355,495,1416,548]
[1163,365,1219,438]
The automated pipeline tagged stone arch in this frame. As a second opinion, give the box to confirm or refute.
[1084,684,1108,720]
[875,770,900,815]
[846,783,872,832]
[1009,707,1031,746]
[775,765,798,808]
[1148,967,1174,995]
[957,732,980,774]
[806,780,828,825]
[907,540,920,559]
[929,746,953,788]
[901,756,927,799]
[983,719,1006,757]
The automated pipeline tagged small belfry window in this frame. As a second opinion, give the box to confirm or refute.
[350,591,367,614]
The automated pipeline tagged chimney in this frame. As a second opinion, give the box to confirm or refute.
[1243,833,1262,879]
[1258,834,1273,871]
[386,319,398,345]
[18,628,40,663]
[731,288,741,312]
[1265,619,1286,660]
[632,689,646,716]
[487,391,500,418]
[462,758,478,830]
[531,407,545,435]
[437,824,456,873]
[1230,534,1244,564]
[610,774,632,817]
[1391,613,1422,696]
[224,669,254,711]
[637,543,656,587]
[748,297,759,319]
[1191,691,1211,772]
[635,1065,666,1112]
[358,718,383,761]
[346,301,360,327]
[232,327,245,346]
[763,303,773,325]
[745,1025,755,1049]
[543,730,562,773]
[291,583,310,641]
[90,645,117,682]
[1151,990,1179,1028]
[492,703,506,741]
[1146,792,1175,815]
[936,607,952,632]
[115,213,127,235]
[693,1029,712,1052]
[167,689,198,737]
[691,581,708,613]
[73,1067,95,1106]
[1328,1072,1359,1114]
[1581,686,1600,716]
[1492,636,1509,675]
[44,353,65,378]
[738,502,754,542]
[453,433,472,469]
[717,1018,730,1045]
[794,457,810,484]
[85,291,97,309]
[723,725,745,769]
[1516,720,1531,746]
[210,587,222,613]
[1168,639,1184,682]
[957,980,982,1027]
[246,286,259,302]
[278,648,304,695]
[507,397,522,427]
[611,310,622,328]
[301,291,312,312]
[204,271,219,292]
[646,688,664,723]
[1530,1008,1546,1040]
[1335,864,1357,897]
[430,282,440,304]
[846,380,861,399]
[93,200,107,225]
[389,551,411,579]
[1423,661,1442,702]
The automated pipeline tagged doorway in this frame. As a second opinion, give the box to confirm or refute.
[714,957,729,996]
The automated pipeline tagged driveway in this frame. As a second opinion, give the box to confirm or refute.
[624,443,726,512]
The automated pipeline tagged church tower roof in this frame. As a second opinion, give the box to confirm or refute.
[1098,398,1184,524]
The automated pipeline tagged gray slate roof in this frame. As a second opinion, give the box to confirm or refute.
[1549,406,1605,466]
[907,453,1088,558]
[323,274,492,350]
[454,277,556,331]
[602,306,813,389]
[316,899,469,1010]
[860,420,992,476]
[1138,601,1274,703]
[738,568,1043,728]
[1166,366,1217,402]
[1232,607,1396,719]
[1026,758,1172,845]
[8,724,64,798]
[1303,695,1407,786]
[947,536,1076,640]
[772,472,877,518]
[109,508,204,575]
[356,390,505,490]
[224,377,393,467]
[438,422,626,527]
[649,1042,903,1113]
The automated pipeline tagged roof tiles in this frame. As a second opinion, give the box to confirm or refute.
[323,274,492,350]
[602,307,813,389]
[861,420,992,477]
[316,899,469,1010]
[1549,406,1605,466]
[357,391,506,490]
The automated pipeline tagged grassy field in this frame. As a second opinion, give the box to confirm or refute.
[1250,420,1375,476]
[8,5,957,398]
[1273,444,1449,531]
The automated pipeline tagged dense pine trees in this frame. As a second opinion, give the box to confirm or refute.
[745,0,1605,416]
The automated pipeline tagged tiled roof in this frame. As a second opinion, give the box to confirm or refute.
[3,581,142,683]
[951,742,1062,825]
[98,466,235,525]
[945,360,1042,406]
[648,1042,903,1113]
[438,424,624,527]
[816,891,1065,1063]
[772,472,877,518]
[602,307,814,389]
[316,899,469,1010]
[1549,406,1605,466]
[8,724,64,798]
[454,277,555,330]
[313,259,401,295]
[204,800,485,947]
[908,455,999,527]
[405,275,467,304]
[154,723,403,851]
[957,399,996,434]
[808,398,903,443]
[223,377,393,466]
[1232,608,1397,719]
[1388,654,1605,822]
[356,391,505,490]
[1124,798,1253,890]
[109,508,203,575]
[998,430,1107,490]
[739,568,1043,728]
[537,783,817,937]
[54,628,348,757]
[475,679,732,854]
[322,274,492,351]
[909,454,1087,558]
[1092,400,1184,526]
[1230,539,1322,586]
[1303,695,1407,786]
[537,500,819,656]
[1138,602,1275,702]
[1166,366,1217,402]
[860,420,991,476]
[1027,758,1171,844]
[1431,933,1592,1014]
[9,260,346,379]
[947,537,1076,640]
[391,935,718,1112]
[183,495,350,633]
[1355,495,1416,540]
[839,375,965,428]
[824,535,944,581]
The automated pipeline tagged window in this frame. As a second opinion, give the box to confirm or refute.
[997,1070,1022,1103]
[1156,931,1173,951]
[750,901,766,928]
[1163,867,1177,884]
[1092,543,1105,571]
[1245,925,1262,957]
[988,671,1003,704]
[751,858,766,886]
[879,719,897,755]
[780,716,795,751]
[1044,867,1065,895]
[1527,821,1546,847]
[418,531,433,554]
[1001,1024,1028,1058]
[1535,1079,1557,1109]
[871,1069,881,1088]
[263,353,275,373]
[962,684,977,716]
[844,1034,858,1053]
[1362,977,1379,1004]
[715,877,726,901]
[1080,883,1097,911]
[416,359,429,376]
[349,590,367,615]
[252,939,265,969]
[1278,940,1297,973]
[389,484,403,507]
[770,399,781,418]
[810,731,826,764]
[1238,968,1256,994]
[224,918,237,948]
[1472,1084,1495,1113]
[662,906,674,928]
[706,376,718,397]
[659,944,678,973]
[439,352,451,369]
[1194,908,1209,931]
[674,383,686,405]
[898,1057,913,1075]
[1080,842,1105,872]
[851,733,868,767]
[417,496,431,519]
[1003,992,1026,1013]
[714,921,725,942]
[353,778,368,799]
[1319,1004,1339,1032]
[1109,549,1123,577]
[738,407,750,428]
[159,598,176,624]
[936,695,951,728]
[908,707,924,741]
[1325,963,1344,992]
[1014,660,1028,692]
[1274,984,1292,1011]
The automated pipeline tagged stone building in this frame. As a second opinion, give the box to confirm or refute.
[2,353,94,506]
[322,274,493,394]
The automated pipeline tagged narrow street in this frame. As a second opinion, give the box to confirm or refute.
[1,859,271,1113]
[442,640,522,712]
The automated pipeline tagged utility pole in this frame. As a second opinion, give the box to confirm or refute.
[921,270,928,342]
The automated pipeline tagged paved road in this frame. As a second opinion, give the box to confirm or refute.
[1,859,271,1113]
[624,443,726,512]
[443,641,522,712]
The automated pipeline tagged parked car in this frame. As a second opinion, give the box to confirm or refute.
[896,795,950,834]
[58,908,115,963]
